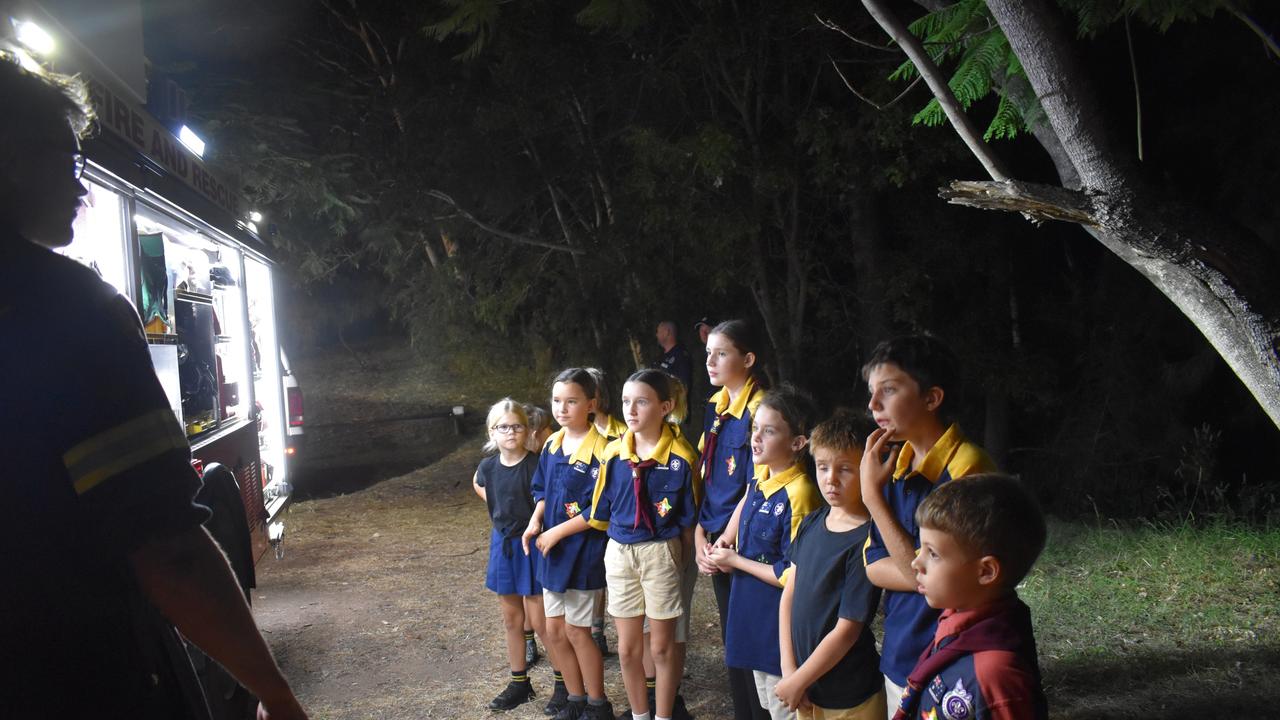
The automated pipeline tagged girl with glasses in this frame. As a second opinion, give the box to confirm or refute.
[473,398,548,711]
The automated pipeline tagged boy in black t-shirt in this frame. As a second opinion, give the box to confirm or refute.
[777,410,886,719]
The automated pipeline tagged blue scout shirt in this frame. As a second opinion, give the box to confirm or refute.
[905,597,1047,720]
[532,426,610,592]
[864,424,996,686]
[696,377,764,536]
[588,425,701,544]
[724,463,821,675]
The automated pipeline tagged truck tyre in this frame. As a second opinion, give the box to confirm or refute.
[189,462,258,720]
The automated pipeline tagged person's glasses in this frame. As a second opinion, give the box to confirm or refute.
[73,151,86,180]
[491,423,526,434]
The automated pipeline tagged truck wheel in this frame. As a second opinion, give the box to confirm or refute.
[190,463,259,720]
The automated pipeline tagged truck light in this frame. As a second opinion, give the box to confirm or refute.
[13,19,55,56]
[178,125,206,158]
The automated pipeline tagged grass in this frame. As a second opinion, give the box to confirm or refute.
[1022,519,1280,718]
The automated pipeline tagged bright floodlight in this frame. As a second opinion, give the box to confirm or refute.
[14,19,55,56]
[246,221,259,235]
[249,210,263,223]
[178,125,206,158]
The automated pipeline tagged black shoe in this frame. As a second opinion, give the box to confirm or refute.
[488,681,535,711]
[552,698,586,720]
[592,630,610,656]
[544,682,569,716]
[580,700,614,720]
[526,639,541,667]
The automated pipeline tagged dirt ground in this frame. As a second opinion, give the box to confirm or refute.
[258,342,731,719]
[255,440,734,720]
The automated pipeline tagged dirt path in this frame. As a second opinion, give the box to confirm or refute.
[254,441,734,720]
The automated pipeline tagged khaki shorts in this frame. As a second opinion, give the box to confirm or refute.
[753,671,795,720]
[797,690,887,720]
[543,587,601,628]
[604,537,684,620]
[882,678,905,720]
[642,540,698,642]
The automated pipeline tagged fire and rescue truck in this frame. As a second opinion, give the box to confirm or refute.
[4,2,297,717]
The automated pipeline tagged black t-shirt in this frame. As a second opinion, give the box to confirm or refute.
[787,506,883,709]
[0,235,211,718]
[656,343,693,395]
[476,452,540,538]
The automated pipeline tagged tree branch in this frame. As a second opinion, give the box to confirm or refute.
[860,0,1012,181]
[423,190,583,254]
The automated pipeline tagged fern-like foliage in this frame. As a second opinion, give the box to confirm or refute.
[422,0,501,61]
[1062,0,1231,37]
[890,0,1025,141]
[575,0,652,35]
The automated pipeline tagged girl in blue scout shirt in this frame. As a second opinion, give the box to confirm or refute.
[708,386,822,720]
[522,368,615,720]
[693,319,770,720]
[587,369,701,720]
[473,399,548,711]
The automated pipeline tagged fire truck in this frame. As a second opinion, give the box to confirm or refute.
[4,2,295,716]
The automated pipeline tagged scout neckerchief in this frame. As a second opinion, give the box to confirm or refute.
[623,424,675,532]
[892,595,1042,720]
[627,457,659,533]
[700,376,757,484]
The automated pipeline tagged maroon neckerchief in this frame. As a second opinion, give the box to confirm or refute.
[628,458,659,532]
[699,412,729,484]
[893,595,1042,720]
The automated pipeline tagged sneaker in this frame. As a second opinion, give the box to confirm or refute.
[579,699,615,720]
[544,683,569,716]
[551,698,586,720]
[592,630,610,656]
[488,681,535,711]
[526,639,541,667]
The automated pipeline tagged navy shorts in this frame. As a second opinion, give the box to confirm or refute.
[486,528,543,596]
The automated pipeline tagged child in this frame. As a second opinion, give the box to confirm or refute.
[473,399,548,711]
[694,319,770,720]
[526,404,553,454]
[585,367,625,656]
[523,368,614,720]
[522,403,553,669]
[777,410,885,720]
[896,474,1048,720]
[708,385,822,720]
[588,367,629,441]
[858,336,997,717]
[587,369,700,720]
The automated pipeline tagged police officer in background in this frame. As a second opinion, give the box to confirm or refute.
[655,319,694,396]
[0,59,307,719]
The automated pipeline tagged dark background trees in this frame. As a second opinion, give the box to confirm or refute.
[144,0,1280,522]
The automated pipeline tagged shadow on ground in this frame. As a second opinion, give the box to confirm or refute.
[1045,644,1280,719]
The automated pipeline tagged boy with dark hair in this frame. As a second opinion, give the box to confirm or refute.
[895,474,1048,720]
[777,410,885,720]
[859,335,996,717]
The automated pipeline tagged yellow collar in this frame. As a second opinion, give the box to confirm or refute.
[894,423,966,483]
[754,462,807,498]
[599,415,627,439]
[710,376,759,419]
[548,425,607,465]
[620,424,675,465]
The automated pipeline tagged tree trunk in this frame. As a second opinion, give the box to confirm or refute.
[981,0,1280,430]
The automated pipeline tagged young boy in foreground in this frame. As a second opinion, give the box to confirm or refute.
[895,474,1048,720]
[778,410,886,719]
